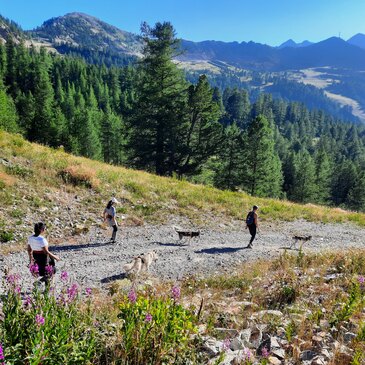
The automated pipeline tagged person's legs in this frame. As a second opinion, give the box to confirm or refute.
[111,225,118,242]
[247,225,257,247]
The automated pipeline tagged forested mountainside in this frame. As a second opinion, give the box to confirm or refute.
[1,22,365,212]
[0,12,362,122]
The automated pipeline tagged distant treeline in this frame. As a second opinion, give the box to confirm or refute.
[0,22,365,211]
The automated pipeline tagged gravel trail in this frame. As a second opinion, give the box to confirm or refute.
[1,220,365,291]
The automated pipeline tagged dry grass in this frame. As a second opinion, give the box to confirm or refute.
[1,130,365,230]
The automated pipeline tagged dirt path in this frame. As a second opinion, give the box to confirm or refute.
[1,220,365,291]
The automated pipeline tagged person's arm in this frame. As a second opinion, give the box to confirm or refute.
[42,246,60,262]
[254,213,258,228]
[27,244,33,264]
[112,207,117,225]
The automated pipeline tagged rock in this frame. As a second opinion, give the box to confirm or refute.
[270,336,281,349]
[230,337,244,351]
[343,332,356,343]
[268,356,282,365]
[271,348,286,360]
[310,356,326,365]
[300,350,317,361]
[320,348,331,360]
[239,325,262,348]
[252,310,283,319]
[202,338,221,358]
[214,328,239,337]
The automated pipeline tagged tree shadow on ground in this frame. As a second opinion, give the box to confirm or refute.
[50,241,112,252]
[100,272,128,283]
[194,247,246,254]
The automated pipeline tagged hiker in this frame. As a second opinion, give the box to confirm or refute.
[27,222,60,285]
[103,197,119,243]
[245,205,259,249]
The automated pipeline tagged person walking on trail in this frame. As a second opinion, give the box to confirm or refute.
[246,205,259,249]
[103,197,119,243]
[27,222,60,286]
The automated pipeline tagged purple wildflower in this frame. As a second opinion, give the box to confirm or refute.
[30,263,39,277]
[67,283,79,301]
[6,273,20,285]
[45,265,54,277]
[85,287,92,296]
[222,337,231,352]
[60,271,69,282]
[128,289,137,303]
[35,314,45,327]
[358,275,365,286]
[242,347,252,361]
[14,286,21,294]
[171,285,181,300]
[0,343,4,361]
[145,313,153,322]
[261,346,269,358]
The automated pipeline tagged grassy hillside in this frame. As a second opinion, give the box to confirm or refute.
[1,130,365,251]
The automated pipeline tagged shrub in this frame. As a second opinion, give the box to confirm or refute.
[5,164,33,178]
[0,230,14,242]
[107,287,198,364]
[58,165,100,189]
[0,274,100,364]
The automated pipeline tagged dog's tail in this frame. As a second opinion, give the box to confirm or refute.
[123,261,135,272]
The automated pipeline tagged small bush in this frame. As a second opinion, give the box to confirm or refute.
[0,274,100,364]
[0,230,14,242]
[5,164,33,178]
[106,288,198,364]
[58,165,100,189]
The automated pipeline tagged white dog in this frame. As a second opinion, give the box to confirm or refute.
[123,251,158,275]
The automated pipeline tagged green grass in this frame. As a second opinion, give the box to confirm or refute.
[1,130,365,229]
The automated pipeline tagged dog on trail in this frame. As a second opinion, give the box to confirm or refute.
[123,251,158,275]
[174,226,200,241]
[290,235,312,249]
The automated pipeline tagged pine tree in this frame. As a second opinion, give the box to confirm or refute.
[314,147,332,204]
[0,79,18,132]
[243,115,283,198]
[290,150,317,203]
[127,22,189,176]
[177,74,223,177]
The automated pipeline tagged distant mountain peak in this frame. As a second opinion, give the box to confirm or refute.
[347,33,365,49]
[31,12,142,56]
[278,39,313,49]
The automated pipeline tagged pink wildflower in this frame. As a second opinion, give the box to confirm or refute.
[145,313,153,322]
[171,285,181,300]
[67,283,79,301]
[261,346,270,358]
[128,289,137,303]
[358,275,365,285]
[35,314,45,327]
[30,263,39,277]
[242,347,252,360]
[85,287,92,296]
[60,271,69,281]
[6,273,20,285]
[0,343,4,361]
[45,265,54,277]
[222,337,231,352]
[24,296,32,308]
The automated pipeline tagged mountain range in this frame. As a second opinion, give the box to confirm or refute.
[1,12,365,121]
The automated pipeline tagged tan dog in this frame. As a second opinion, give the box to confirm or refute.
[123,251,158,275]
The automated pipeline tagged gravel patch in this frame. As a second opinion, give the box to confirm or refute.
[1,220,365,292]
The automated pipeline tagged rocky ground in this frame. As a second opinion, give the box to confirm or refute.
[1,219,364,292]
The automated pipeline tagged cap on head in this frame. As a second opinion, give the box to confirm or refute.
[111,197,119,204]
[253,205,259,210]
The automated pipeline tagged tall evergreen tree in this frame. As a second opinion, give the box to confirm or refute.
[127,22,189,176]
[243,115,283,197]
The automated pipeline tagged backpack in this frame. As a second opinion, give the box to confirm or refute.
[246,211,254,225]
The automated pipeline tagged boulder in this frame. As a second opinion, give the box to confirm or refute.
[300,350,317,361]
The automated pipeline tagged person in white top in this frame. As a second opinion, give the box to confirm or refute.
[27,222,60,284]
[103,197,119,243]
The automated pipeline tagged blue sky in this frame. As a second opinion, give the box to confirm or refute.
[1,0,364,45]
